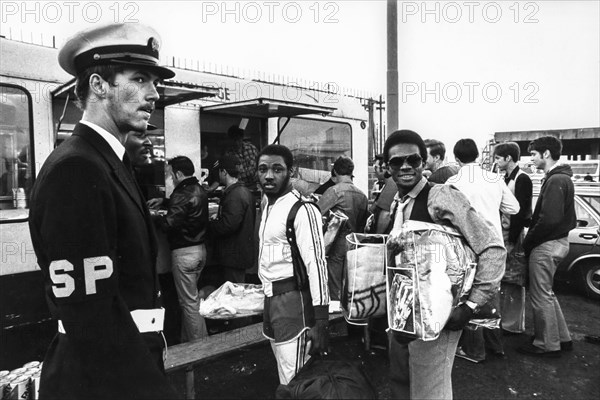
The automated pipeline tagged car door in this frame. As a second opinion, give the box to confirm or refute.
[562,194,600,270]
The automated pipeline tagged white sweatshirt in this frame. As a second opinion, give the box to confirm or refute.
[258,190,329,308]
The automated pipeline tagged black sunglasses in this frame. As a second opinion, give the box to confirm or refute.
[388,153,423,169]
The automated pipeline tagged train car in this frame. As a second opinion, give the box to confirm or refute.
[0,36,382,368]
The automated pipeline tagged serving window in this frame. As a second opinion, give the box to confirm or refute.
[278,117,352,189]
[0,84,34,213]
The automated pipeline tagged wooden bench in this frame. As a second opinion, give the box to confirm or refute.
[165,313,344,399]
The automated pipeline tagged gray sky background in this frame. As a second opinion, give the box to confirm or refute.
[2,0,598,154]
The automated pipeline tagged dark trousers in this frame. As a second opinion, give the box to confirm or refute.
[223,267,246,284]
[327,233,348,301]
[158,272,182,346]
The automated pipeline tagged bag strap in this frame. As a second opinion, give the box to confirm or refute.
[286,200,311,290]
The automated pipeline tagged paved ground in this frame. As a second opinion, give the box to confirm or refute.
[168,283,600,399]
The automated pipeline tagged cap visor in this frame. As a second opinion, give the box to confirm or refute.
[152,65,176,79]
[110,60,175,79]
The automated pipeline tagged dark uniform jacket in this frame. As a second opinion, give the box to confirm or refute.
[28,123,177,400]
[158,176,208,250]
[209,181,255,270]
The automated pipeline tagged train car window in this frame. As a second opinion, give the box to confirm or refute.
[0,84,34,213]
[278,117,352,190]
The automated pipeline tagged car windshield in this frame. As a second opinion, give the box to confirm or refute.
[568,163,599,176]
[580,195,600,220]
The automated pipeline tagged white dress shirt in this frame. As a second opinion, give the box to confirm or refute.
[80,120,126,161]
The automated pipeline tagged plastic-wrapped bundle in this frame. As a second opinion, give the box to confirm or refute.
[342,233,388,325]
[502,231,527,286]
[389,273,414,331]
[199,282,264,319]
[387,220,477,341]
[323,210,348,254]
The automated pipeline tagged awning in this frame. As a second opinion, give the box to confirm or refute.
[157,81,219,107]
[51,79,218,107]
[201,98,336,118]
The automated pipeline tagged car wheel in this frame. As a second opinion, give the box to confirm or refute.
[575,261,600,300]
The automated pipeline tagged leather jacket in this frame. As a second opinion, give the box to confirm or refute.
[159,176,208,250]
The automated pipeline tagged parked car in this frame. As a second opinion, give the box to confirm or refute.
[565,160,600,182]
[518,160,599,184]
[533,182,600,299]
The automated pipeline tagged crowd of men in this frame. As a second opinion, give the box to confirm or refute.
[27,22,578,399]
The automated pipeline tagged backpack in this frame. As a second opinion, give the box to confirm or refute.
[285,195,348,291]
[285,197,320,291]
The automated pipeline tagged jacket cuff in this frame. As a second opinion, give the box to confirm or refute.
[313,305,329,320]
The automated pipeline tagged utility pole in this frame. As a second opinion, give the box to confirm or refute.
[377,94,385,151]
[387,0,399,134]
[367,98,375,161]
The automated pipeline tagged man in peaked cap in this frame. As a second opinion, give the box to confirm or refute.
[58,23,175,80]
[28,24,178,399]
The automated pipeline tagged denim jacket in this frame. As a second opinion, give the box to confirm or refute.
[317,181,369,233]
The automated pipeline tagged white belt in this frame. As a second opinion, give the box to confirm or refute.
[58,308,165,334]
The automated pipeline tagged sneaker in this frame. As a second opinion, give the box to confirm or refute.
[486,349,507,359]
[517,342,561,358]
[455,347,484,363]
[585,335,600,344]
[560,341,573,351]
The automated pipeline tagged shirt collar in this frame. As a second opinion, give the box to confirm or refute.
[80,120,126,161]
[174,176,199,191]
[505,165,520,183]
[395,176,428,203]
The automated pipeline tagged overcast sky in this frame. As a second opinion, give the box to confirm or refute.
[1,0,598,153]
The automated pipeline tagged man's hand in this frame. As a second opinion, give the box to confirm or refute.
[386,237,404,257]
[364,213,375,233]
[445,303,474,331]
[147,198,164,209]
[307,319,329,355]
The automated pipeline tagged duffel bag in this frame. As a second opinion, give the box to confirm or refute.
[275,355,377,399]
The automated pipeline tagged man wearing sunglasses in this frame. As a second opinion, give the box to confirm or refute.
[384,130,505,400]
